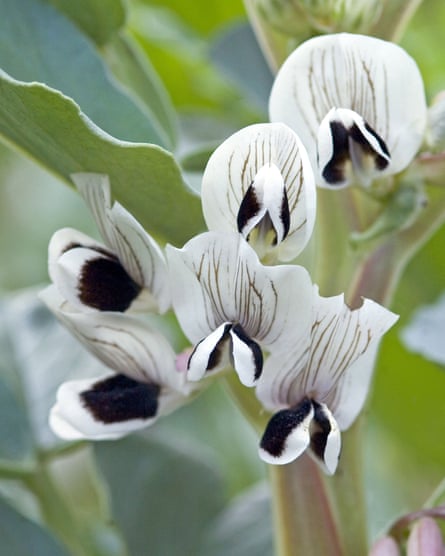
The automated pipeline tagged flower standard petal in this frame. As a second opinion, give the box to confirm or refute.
[270,33,427,187]
[167,231,314,385]
[201,123,316,261]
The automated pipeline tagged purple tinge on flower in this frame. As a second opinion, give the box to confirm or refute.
[256,288,398,474]
[166,231,313,387]
[48,173,170,314]
[40,286,194,441]
[201,123,316,261]
[269,33,427,189]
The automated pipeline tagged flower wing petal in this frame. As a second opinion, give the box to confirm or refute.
[309,402,341,475]
[259,398,313,465]
[201,123,316,260]
[270,33,427,179]
[49,373,160,440]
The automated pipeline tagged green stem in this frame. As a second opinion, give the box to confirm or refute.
[325,419,369,556]
[269,455,344,556]
[25,463,91,556]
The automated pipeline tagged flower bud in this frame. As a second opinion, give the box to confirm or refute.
[255,0,383,36]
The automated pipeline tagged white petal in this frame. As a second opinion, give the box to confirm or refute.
[309,402,341,475]
[259,398,314,465]
[256,288,398,427]
[49,374,158,441]
[71,173,114,246]
[167,231,314,352]
[270,33,427,182]
[39,286,188,394]
[187,322,232,382]
[229,324,263,387]
[201,123,316,261]
[72,173,170,312]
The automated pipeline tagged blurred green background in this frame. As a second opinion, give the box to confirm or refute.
[0,0,444,554]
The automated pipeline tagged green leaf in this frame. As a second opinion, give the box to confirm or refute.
[44,0,125,46]
[95,435,226,556]
[210,23,272,114]
[198,483,273,556]
[102,33,178,149]
[0,72,204,244]
[0,0,166,146]
[0,494,70,556]
[0,290,108,449]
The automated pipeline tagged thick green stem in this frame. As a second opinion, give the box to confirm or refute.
[269,455,344,556]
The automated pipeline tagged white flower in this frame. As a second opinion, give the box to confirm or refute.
[40,286,193,440]
[166,231,313,387]
[269,33,427,189]
[48,173,170,313]
[256,287,398,474]
[201,123,316,261]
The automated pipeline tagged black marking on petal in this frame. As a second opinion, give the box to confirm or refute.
[79,256,141,312]
[187,323,232,372]
[322,121,350,185]
[309,400,332,462]
[81,374,160,424]
[63,242,115,258]
[260,398,312,457]
[237,183,260,235]
[364,122,390,157]
[349,123,390,171]
[279,188,291,243]
[231,323,263,379]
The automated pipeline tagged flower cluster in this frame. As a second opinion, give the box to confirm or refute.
[40,32,429,474]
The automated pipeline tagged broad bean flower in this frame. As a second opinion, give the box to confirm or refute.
[166,231,313,387]
[201,123,316,261]
[256,288,398,473]
[48,173,170,313]
[270,33,427,189]
[40,287,193,440]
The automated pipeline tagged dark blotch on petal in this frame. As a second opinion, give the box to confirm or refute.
[188,323,232,372]
[81,374,160,424]
[79,256,141,312]
[237,183,261,235]
[279,188,291,243]
[260,397,312,457]
[309,401,332,462]
[322,121,350,185]
[231,323,263,380]
[350,123,390,171]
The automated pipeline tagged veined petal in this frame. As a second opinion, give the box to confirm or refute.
[49,373,161,440]
[39,286,188,395]
[270,33,427,185]
[201,123,316,261]
[256,287,398,430]
[309,402,341,475]
[259,397,313,465]
[166,231,314,352]
[72,173,170,312]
